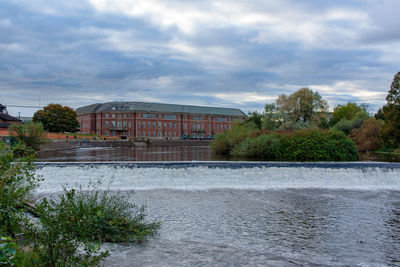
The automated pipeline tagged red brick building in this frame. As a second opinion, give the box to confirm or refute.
[0,103,21,130]
[76,102,247,139]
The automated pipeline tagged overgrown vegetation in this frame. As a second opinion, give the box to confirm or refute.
[381,71,400,148]
[0,142,159,266]
[8,122,48,151]
[221,128,359,161]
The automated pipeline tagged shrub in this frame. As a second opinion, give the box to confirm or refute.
[231,134,282,160]
[35,184,160,243]
[211,123,256,155]
[350,118,383,152]
[8,122,48,151]
[0,142,40,236]
[280,129,359,161]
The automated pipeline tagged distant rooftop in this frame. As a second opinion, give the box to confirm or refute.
[76,101,247,117]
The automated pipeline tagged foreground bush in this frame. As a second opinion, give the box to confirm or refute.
[0,142,159,266]
[0,143,40,237]
[36,185,160,243]
[216,129,359,161]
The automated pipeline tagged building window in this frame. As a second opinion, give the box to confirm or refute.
[164,114,177,120]
[147,122,150,128]
[158,131,161,137]
[118,114,122,118]
[224,125,227,130]
[105,121,109,128]
[153,131,156,137]
[105,113,109,118]
[169,122,172,129]
[124,114,127,118]
[111,131,115,136]
[173,132,176,137]
[142,122,146,128]
[164,122,167,128]
[143,114,156,118]
[229,125,231,129]
[153,122,156,128]
[128,122,131,128]
[169,132,171,137]
[201,123,204,129]
[158,122,161,128]
[173,122,176,129]
[142,132,145,137]
[193,116,203,121]
[208,124,211,130]
[159,114,162,118]
[112,114,116,118]
[105,131,109,136]
[123,121,127,128]
[117,121,122,128]
[197,124,200,129]
[217,125,219,130]
[192,123,195,129]
[148,131,151,137]
[184,123,187,129]
[111,121,116,127]
[216,117,227,122]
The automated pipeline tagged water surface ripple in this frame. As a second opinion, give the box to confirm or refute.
[35,164,400,266]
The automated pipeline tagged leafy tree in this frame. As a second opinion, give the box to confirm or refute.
[261,103,289,130]
[246,111,263,129]
[8,122,47,151]
[33,104,79,133]
[382,71,400,147]
[275,87,328,125]
[330,102,369,126]
[374,108,385,121]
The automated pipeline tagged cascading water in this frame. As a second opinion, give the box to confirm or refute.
[35,162,400,266]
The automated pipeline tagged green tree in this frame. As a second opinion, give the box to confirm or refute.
[8,122,47,151]
[245,111,263,130]
[33,104,79,133]
[330,102,369,126]
[382,71,400,147]
[275,87,328,125]
[374,108,385,121]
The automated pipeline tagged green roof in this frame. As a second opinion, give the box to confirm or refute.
[76,102,247,117]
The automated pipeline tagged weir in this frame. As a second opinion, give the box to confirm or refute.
[33,161,400,266]
[35,162,400,193]
[35,161,400,169]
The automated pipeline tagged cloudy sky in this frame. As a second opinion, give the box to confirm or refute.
[1,0,399,116]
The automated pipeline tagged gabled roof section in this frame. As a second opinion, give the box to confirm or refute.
[76,102,247,117]
[0,103,5,109]
[0,113,21,122]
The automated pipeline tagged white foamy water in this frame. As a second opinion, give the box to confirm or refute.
[35,165,400,193]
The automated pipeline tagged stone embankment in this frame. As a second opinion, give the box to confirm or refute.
[39,139,212,152]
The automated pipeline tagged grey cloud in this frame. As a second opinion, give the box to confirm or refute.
[0,0,397,115]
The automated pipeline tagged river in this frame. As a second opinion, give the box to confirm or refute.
[35,163,400,266]
[37,146,400,162]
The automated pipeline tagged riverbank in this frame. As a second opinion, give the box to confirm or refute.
[39,139,212,152]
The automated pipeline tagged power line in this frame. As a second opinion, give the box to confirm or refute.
[5,105,43,108]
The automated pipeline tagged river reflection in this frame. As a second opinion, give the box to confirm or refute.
[37,146,221,162]
[38,146,400,162]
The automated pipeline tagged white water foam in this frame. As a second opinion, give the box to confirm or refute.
[35,166,400,193]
